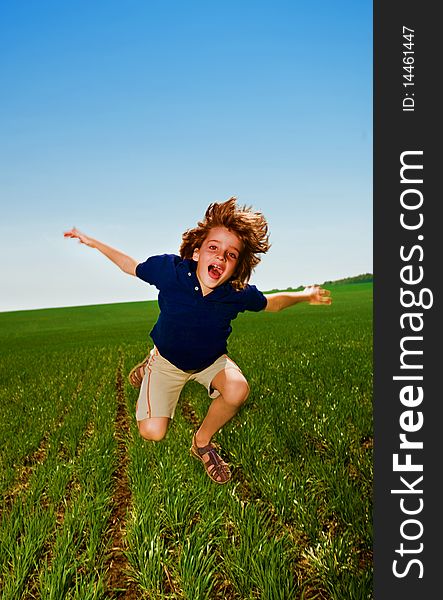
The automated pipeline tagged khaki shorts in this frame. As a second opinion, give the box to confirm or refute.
[136,347,242,421]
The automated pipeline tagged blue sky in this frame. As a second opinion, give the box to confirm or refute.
[0,0,372,312]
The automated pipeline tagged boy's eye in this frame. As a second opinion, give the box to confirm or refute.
[229,253,237,260]
[209,245,217,250]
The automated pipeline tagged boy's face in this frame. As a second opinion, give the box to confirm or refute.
[192,226,243,295]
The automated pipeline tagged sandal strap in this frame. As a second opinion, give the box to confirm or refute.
[198,445,229,478]
[195,442,215,456]
[206,449,228,473]
[128,355,150,386]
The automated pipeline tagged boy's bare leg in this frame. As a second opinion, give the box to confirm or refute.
[194,368,249,448]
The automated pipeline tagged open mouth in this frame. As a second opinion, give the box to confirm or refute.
[208,263,224,280]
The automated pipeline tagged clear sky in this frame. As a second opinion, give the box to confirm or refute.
[0,0,372,312]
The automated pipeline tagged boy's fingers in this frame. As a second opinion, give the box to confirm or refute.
[63,227,79,237]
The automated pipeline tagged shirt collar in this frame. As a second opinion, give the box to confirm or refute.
[180,258,233,299]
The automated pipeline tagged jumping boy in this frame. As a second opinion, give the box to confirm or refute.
[64,197,331,484]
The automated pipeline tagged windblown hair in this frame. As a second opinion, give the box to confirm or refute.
[179,197,270,290]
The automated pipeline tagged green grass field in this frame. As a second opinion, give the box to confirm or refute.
[0,283,372,599]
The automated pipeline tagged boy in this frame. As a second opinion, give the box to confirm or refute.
[64,197,331,484]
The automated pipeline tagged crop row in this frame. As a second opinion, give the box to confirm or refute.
[0,348,120,599]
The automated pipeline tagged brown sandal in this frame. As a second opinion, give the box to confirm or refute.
[128,354,150,388]
[190,434,232,484]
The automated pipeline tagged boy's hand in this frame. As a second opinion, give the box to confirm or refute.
[63,227,95,248]
[303,285,332,305]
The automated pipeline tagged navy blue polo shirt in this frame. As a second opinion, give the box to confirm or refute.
[136,254,267,371]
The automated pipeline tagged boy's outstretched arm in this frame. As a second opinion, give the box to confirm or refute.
[63,227,139,276]
[264,285,331,312]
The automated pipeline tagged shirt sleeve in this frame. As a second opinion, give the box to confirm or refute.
[241,284,268,312]
[135,254,178,289]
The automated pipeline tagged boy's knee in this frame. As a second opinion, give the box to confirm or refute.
[138,419,168,441]
[240,381,250,402]
[225,380,250,408]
